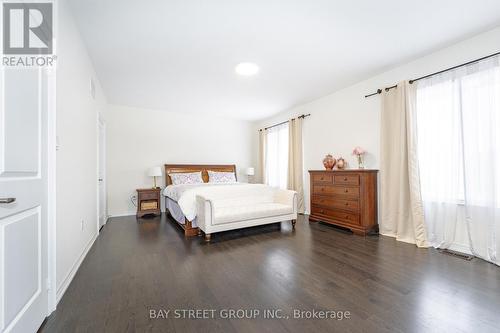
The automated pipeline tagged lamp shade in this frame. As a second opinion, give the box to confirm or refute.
[245,167,255,176]
[148,166,162,177]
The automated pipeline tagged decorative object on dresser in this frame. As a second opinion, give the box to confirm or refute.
[336,157,346,169]
[148,166,162,188]
[352,146,365,169]
[309,170,378,235]
[136,188,161,217]
[322,154,336,170]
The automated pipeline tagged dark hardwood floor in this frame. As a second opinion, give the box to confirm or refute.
[42,214,500,333]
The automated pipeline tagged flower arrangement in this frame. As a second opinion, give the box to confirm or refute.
[352,146,365,169]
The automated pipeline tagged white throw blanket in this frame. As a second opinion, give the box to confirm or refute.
[163,183,276,221]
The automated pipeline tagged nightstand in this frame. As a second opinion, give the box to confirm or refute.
[136,188,161,218]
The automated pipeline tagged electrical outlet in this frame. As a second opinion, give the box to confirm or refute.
[81,219,84,231]
[131,195,138,207]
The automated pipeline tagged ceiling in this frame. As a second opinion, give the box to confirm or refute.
[68,0,500,121]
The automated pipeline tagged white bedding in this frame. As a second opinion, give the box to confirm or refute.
[165,197,197,226]
[163,183,275,221]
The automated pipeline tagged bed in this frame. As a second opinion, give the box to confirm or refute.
[163,164,238,237]
[163,164,297,239]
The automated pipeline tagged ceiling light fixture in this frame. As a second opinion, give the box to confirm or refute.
[235,62,259,76]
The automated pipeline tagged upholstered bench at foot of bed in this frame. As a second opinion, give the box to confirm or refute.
[196,189,298,241]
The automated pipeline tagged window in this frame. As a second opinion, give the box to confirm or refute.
[265,122,288,189]
[415,56,500,208]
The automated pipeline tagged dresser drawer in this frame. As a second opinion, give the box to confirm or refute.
[140,192,158,200]
[313,185,360,197]
[312,173,333,184]
[140,201,158,210]
[334,174,360,186]
[312,196,359,211]
[311,206,360,225]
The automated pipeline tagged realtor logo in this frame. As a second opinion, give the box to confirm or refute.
[2,2,53,54]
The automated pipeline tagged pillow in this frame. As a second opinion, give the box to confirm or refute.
[208,170,237,183]
[169,172,203,185]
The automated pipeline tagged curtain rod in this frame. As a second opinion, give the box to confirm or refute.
[259,114,311,131]
[364,85,397,98]
[364,50,500,98]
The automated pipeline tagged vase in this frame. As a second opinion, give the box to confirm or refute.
[337,157,346,169]
[322,154,336,170]
[357,155,364,169]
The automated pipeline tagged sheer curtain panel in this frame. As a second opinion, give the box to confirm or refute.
[415,55,500,265]
[259,129,267,184]
[265,123,289,189]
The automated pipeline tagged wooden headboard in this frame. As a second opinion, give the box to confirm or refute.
[164,164,237,186]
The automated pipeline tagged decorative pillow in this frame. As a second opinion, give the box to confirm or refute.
[208,170,237,183]
[169,172,203,185]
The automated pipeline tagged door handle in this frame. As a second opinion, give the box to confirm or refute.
[98,178,103,182]
[0,198,16,204]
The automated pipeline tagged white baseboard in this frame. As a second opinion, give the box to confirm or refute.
[108,211,136,218]
[56,232,98,303]
[109,209,166,218]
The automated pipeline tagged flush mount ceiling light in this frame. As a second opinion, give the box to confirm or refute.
[235,62,259,76]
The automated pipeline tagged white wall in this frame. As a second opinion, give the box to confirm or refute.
[56,1,107,301]
[254,26,500,250]
[105,105,254,216]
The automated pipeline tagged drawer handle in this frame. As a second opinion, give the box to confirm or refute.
[320,210,325,214]
[344,189,348,193]
[345,215,349,219]
[321,188,325,191]
[345,202,349,206]
[320,177,324,180]
[344,177,348,181]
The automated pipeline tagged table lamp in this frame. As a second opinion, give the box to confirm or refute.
[148,166,162,188]
[246,167,255,183]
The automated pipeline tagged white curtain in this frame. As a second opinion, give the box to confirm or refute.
[288,118,304,213]
[415,55,500,265]
[265,122,289,189]
[380,82,429,247]
[259,129,267,184]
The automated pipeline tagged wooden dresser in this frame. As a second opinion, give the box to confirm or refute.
[309,170,378,235]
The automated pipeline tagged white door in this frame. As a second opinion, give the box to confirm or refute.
[0,67,49,332]
[98,119,107,229]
